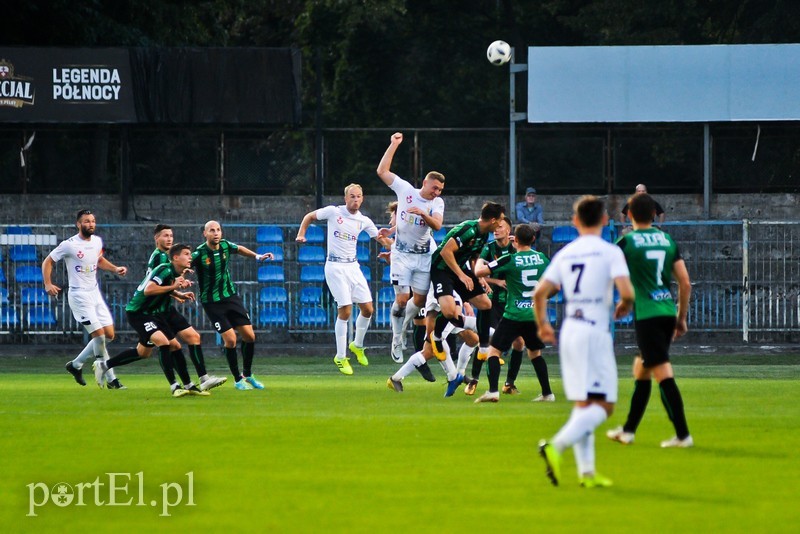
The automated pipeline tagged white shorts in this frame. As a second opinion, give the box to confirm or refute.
[558,320,617,403]
[325,262,372,308]
[390,251,431,295]
[68,287,114,333]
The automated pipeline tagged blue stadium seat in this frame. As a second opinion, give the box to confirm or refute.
[256,225,284,244]
[549,291,564,304]
[299,286,323,304]
[377,286,395,304]
[358,231,371,243]
[433,227,448,243]
[547,306,558,324]
[374,307,391,327]
[0,306,19,328]
[27,306,56,327]
[601,226,615,242]
[357,246,370,263]
[298,246,326,263]
[5,226,32,235]
[257,265,285,283]
[300,265,325,283]
[256,245,284,262]
[0,267,6,284]
[9,245,37,262]
[21,287,49,305]
[360,265,372,283]
[304,225,325,244]
[259,286,288,304]
[259,307,288,326]
[15,266,43,284]
[0,288,8,305]
[298,306,329,326]
[552,226,579,243]
[382,266,391,283]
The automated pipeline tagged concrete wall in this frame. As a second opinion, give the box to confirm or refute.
[1,192,798,226]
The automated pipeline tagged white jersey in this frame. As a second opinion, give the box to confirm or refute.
[316,205,378,262]
[389,176,444,254]
[48,234,105,291]
[541,234,629,329]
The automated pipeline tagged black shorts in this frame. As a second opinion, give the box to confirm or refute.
[490,299,505,329]
[201,295,251,333]
[126,311,175,347]
[164,306,192,334]
[430,267,485,302]
[634,315,676,367]
[490,318,545,353]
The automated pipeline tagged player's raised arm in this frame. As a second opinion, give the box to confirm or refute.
[296,211,318,243]
[376,132,403,186]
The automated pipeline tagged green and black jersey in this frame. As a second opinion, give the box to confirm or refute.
[479,240,515,305]
[487,249,549,322]
[617,227,681,320]
[125,263,178,315]
[146,248,169,276]
[191,240,240,303]
[431,220,491,272]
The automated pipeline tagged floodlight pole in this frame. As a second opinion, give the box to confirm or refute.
[509,49,527,214]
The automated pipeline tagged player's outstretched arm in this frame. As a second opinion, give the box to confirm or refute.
[98,256,127,276]
[296,211,318,243]
[237,245,273,262]
[376,132,403,186]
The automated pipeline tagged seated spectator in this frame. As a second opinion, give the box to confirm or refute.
[515,187,544,226]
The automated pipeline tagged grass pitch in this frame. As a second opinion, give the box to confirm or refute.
[0,351,798,532]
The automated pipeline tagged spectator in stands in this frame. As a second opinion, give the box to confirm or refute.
[620,184,665,226]
[515,187,544,226]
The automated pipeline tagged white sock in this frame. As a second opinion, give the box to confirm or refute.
[390,302,405,339]
[439,354,457,381]
[552,404,608,452]
[71,339,97,369]
[392,351,425,381]
[573,433,596,477]
[334,318,348,358]
[463,315,477,332]
[456,343,474,375]
[96,336,117,381]
[354,314,371,346]
[402,300,421,331]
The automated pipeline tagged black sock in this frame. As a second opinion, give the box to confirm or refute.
[412,323,425,352]
[623,379,652,433]
[158,345,177,386]
[433,313,449,338]
[659,377,690,439]
[487,356,501,393]
[171,349,192,385]
[188,344,207,377]
[470,348,484,380]
[506,349,523,385]
[106,347,141,369]
[449,314,465,329]
[477,309,491,346]
[224,347,241,379]
[242,342,255,377]
[531,356,552,395]
[446,334,458,360]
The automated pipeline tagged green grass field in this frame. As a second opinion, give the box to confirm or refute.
[1,351,798,532]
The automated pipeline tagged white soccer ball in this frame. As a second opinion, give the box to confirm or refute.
[487,40,512,66]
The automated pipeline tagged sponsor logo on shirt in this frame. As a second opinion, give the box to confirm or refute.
[74,264,97,274]
[333,230,358,242]
[399,211,427,226]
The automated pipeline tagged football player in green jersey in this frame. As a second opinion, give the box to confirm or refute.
[473,224,554,403]
[607,193,693,448]
[192,220,273,391]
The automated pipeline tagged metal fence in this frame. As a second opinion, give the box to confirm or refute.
[1,220,799,343]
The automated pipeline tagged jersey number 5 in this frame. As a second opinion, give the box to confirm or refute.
[521,269,539,297]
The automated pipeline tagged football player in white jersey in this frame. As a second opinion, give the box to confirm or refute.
[296,184,393,375]
[377,132,445,363]
[42,209,129,389]
[533,195,634,489]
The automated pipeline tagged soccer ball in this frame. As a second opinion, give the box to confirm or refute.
[487,40,512,66]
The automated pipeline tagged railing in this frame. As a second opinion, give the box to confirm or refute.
[1,220,799,343]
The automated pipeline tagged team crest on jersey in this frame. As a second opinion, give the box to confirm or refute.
[77,251,84,259]
[205,257,211,265]
[406,195,413,203]
[336,216,343,224]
